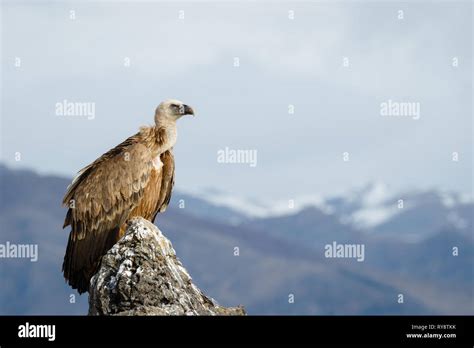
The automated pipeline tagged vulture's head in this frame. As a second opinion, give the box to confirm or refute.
[155,99,195,125]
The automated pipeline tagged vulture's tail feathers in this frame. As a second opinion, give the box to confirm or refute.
[62,227,120,294]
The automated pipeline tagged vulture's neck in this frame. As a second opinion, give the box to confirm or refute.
[141,122,177,154]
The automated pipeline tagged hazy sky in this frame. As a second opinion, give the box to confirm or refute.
[1,1,472,199]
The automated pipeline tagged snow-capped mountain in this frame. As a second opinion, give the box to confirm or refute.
[184,187,332,219]
[184,182,473,242]
[1,165,472,315]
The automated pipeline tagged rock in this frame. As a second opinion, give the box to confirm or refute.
[88,217,245,316]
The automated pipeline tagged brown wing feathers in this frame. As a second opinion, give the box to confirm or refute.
[62,129,174,294]
[156,151,175,216]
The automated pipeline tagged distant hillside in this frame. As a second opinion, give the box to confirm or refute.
[0,164,472,315]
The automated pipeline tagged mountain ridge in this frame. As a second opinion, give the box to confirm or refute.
[0,164,472,315]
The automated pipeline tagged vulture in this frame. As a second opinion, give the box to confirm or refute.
[62,99,194,294]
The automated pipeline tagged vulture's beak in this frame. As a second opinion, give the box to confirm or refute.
[183,104,195,116]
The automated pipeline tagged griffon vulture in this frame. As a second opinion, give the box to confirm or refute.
[62,99,194,294]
